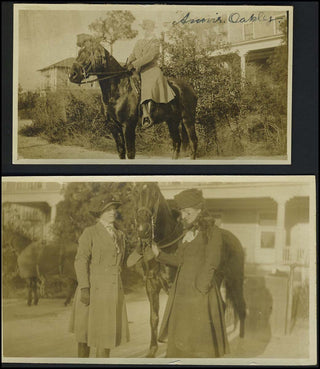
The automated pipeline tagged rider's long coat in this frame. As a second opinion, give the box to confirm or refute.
[69,222,129,349]
[127,38,175,104]
[157,225,229,358]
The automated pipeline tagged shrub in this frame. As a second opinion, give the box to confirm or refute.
[21,89,110,146]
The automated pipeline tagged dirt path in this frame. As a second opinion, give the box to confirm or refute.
[17,120,286,161]
[17,120,174,160]
[3,291,168,359]
[3,292,309,361]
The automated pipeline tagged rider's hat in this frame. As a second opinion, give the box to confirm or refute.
[174,189,204,210]
[76,33,93,47]
[139,19,155,31]
[89,194,121,216]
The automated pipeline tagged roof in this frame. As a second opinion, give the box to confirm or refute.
[38,57,75,72]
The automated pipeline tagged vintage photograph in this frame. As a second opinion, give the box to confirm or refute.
[13,4,292,164]
[2,176,316,364]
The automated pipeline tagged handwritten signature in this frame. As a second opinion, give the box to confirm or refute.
[172,12,283,25]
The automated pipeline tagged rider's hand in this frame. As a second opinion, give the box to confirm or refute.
[80,287,90,305]
[127,63,135,71]
[152,242,160,257]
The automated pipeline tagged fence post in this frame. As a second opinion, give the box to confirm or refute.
[285,263,295,334]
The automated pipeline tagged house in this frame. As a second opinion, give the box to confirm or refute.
[159,179,312,336]
[210,10,287,76]
[159,180,310,273]
[2,181,64,241]
[38,57,99,92]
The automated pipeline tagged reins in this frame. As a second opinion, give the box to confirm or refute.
[79,71,130,85]
[73,59,130,85]
[137,194,184,250]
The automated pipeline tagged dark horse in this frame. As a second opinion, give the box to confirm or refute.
[130,183,246,357]
[7,232,77,306]
[69,37,198,159]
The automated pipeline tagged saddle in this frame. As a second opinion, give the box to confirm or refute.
[130,71,141,96]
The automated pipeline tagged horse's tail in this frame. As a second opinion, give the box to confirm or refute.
[220,228,247,337]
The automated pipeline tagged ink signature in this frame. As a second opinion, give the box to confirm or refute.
[172,12,284,25]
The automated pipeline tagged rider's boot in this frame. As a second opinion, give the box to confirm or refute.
[141,100,154,128]
[78,342,90,358]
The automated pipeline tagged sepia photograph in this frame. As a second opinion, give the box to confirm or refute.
[2,176,316,365]
[13,4,292,164]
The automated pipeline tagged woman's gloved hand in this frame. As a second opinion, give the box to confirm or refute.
[151,242,160,257]
[127,63,135,72]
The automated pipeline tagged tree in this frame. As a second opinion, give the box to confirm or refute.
[162,23,242,154]
[52,182,143,290]
[52,182,138,252]
[88,11,138,55]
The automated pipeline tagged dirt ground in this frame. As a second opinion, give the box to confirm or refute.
[16,120,286,161]
[2,290,309,360]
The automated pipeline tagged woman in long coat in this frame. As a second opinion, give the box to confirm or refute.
[151,189,229,358]
[127,19,175,126]
[69,194,129,357]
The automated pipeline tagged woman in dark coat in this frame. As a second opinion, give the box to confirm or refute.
[150,189,229,358]
[69,194,129,358]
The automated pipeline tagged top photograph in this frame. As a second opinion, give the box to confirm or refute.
[13,4,293,164]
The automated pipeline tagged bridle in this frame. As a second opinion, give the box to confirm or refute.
[73,54,130,85]
[136,192,185,250]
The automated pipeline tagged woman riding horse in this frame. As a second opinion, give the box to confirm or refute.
[70,32,198,159]
[127,20,175,127]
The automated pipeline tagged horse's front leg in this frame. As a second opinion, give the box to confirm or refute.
[145,276,161,358]
[108,121,126,159]
[26,278,32,306]
[124,120,137,159]
[33,277,39,305]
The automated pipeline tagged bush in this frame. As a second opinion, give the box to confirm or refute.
[19,20,288,158]
[160,22,288,157]
[18,86,40,119]
[21,89,111,147]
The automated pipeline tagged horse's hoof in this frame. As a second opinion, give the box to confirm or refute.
[145,347,157,358]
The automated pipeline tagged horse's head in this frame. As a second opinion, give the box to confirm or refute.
[132,183,161,242]
[69,36,109,84]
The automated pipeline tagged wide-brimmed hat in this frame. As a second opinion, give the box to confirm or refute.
[76,33,93,47]
[139,19,155,31]
[174,189,204,210]
[89,194,121,216]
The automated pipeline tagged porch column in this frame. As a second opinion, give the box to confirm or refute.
[239,51,248,78]
[50,203,57,224]
[274,199,287,266]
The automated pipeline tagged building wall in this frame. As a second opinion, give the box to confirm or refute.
[2,182,64,241]
[40,67,99,91]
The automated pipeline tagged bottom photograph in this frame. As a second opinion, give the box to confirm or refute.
[1,176,317,365]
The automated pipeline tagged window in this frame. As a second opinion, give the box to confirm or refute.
[261,231,275,248]
[259,212,276,249]
[244,23,254,40]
